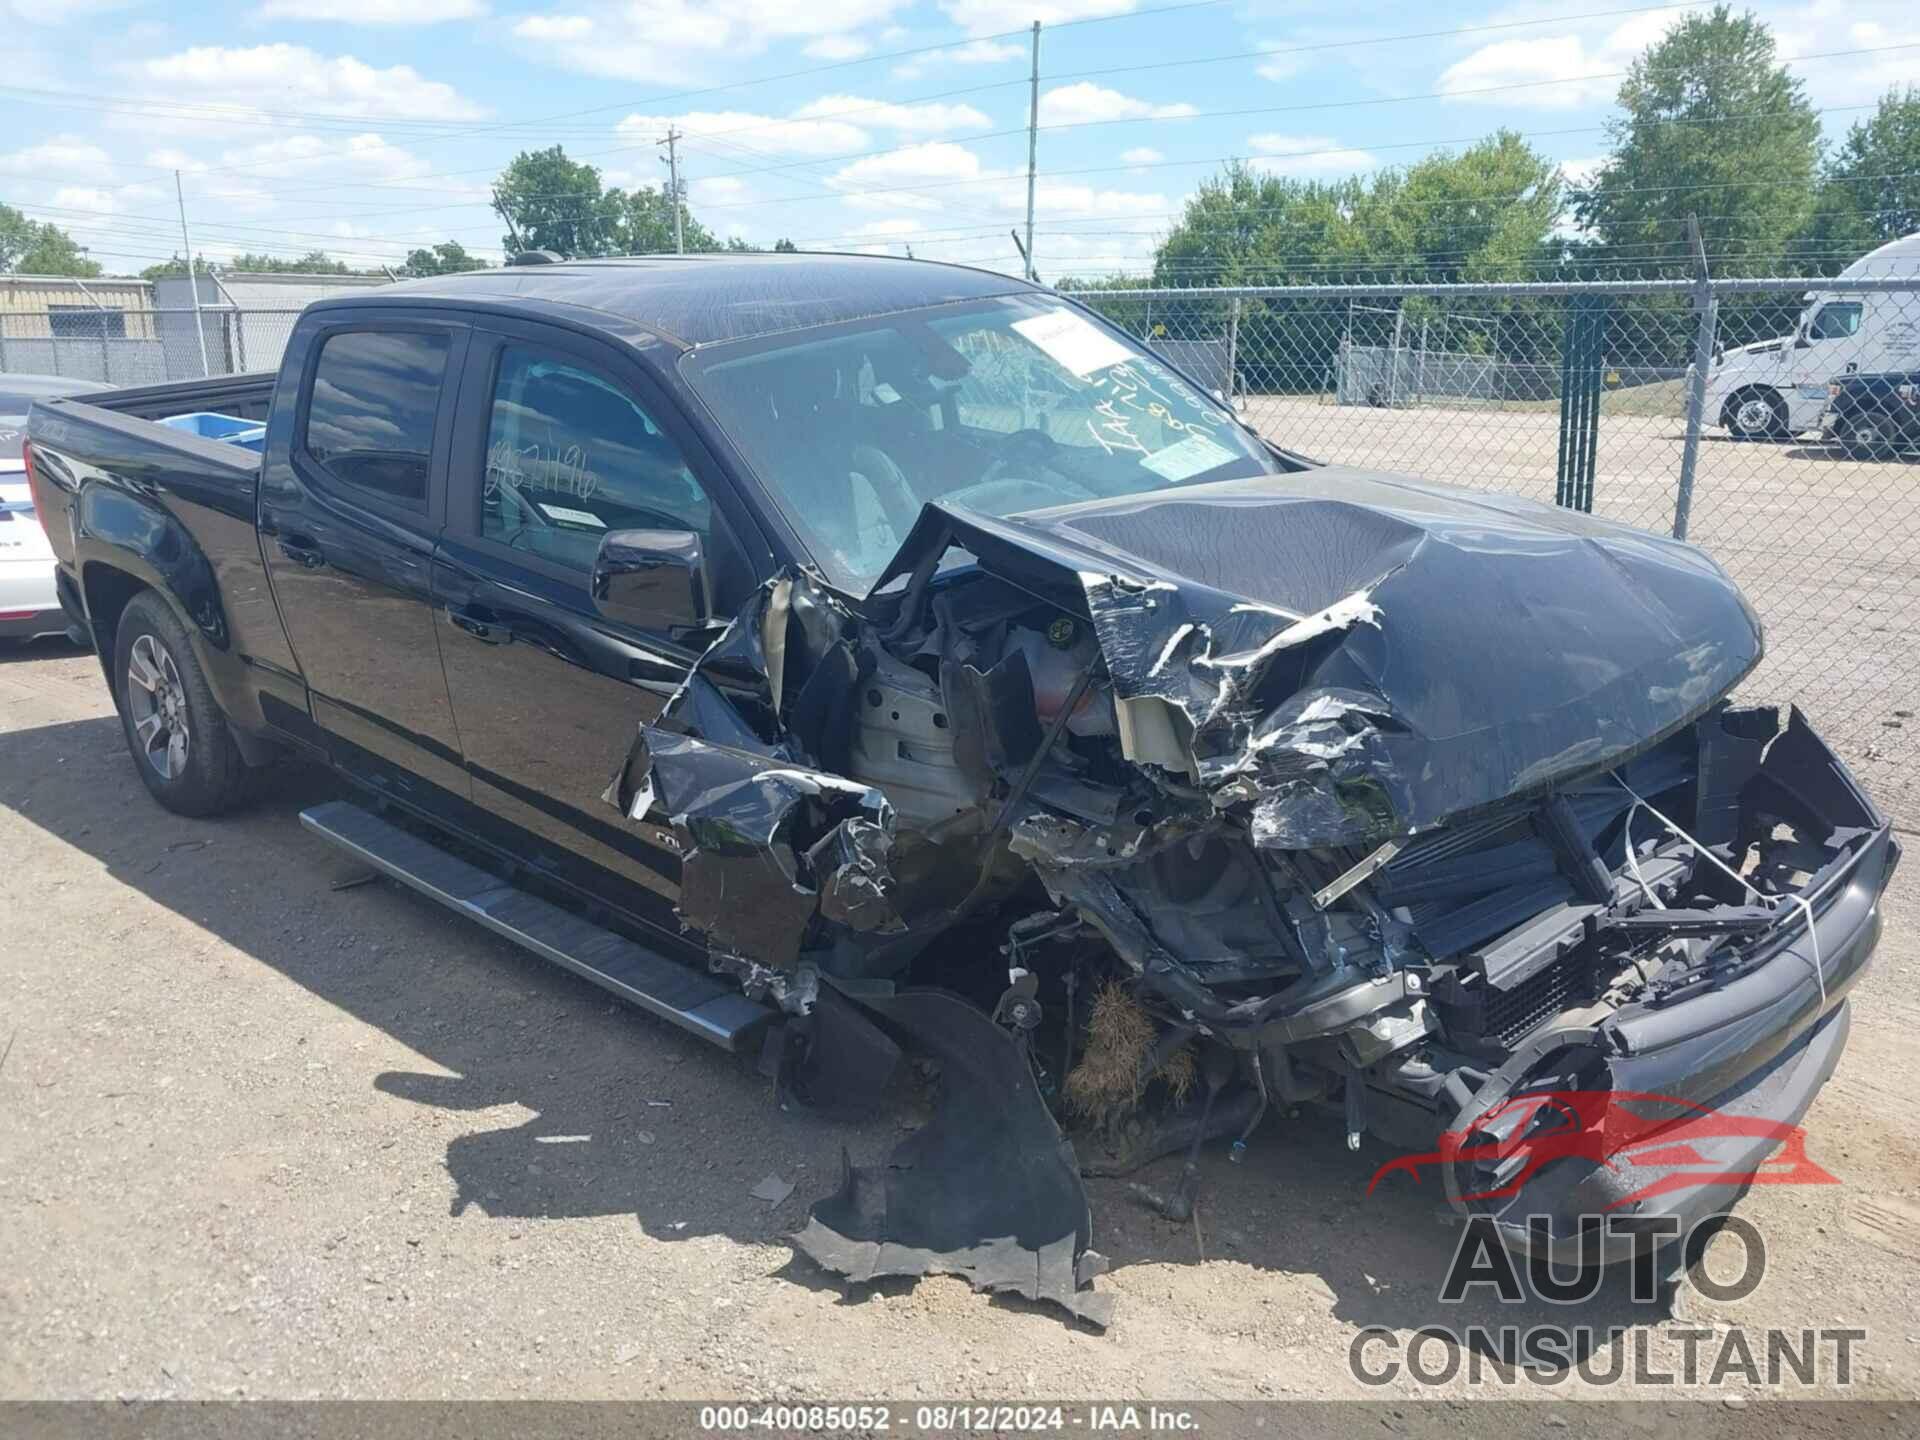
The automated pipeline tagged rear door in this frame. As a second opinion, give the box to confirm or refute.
[259,312,470,813]
[431,319,769,935]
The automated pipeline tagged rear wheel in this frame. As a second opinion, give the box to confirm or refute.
[1723,388,1788,441]
[113,590,249,817]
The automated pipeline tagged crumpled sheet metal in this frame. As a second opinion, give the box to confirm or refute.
[604,571,905,970]
[626,727,905,968]
[790,988,1114,1328]
[872,472,1763,848]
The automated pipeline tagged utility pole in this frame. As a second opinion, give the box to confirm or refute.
[493,186,525,254]
[660,127,685,254]
[1024,21,1041,283]
[174,170,211,379]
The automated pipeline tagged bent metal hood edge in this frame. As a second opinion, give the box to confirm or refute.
[871,466,1765,848]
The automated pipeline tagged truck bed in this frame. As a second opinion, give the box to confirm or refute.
[72,372,277,423]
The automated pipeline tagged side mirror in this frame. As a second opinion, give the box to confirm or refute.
[591,528,708,631]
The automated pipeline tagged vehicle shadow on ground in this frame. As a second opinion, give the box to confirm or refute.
[0,636,88,666]
[1,711,1676,1355]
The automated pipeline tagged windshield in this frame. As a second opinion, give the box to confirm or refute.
[681,294,1279,592]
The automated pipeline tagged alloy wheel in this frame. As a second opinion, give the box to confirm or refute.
[125,633,190,780]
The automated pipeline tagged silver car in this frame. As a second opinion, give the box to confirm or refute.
[1,375,99,641]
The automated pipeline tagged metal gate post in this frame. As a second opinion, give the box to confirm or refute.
[1673,216,1715,542]
[1556,294,1609,512]
[1226,296,1241,404]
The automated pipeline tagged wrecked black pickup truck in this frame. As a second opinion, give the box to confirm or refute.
[26,254,1897,1324]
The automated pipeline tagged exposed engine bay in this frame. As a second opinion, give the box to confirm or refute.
[605,470,1891,1326]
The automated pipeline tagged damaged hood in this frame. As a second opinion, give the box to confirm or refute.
[876,467,1763,845]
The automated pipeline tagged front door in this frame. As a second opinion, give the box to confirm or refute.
[432,325,767,936]
[259,315,470,813]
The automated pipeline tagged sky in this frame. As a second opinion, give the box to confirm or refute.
[1,0,1916,282]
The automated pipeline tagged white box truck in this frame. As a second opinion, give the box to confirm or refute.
[1703,231,1920,440]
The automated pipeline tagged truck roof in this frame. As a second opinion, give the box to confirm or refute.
[353,251,1041,348]
[1841,231,1920,278]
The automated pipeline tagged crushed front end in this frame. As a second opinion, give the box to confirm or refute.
[607,471,1895,1323]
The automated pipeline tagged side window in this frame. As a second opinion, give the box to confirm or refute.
[481,347,715,577]
[303,330,450,509]
[1809,303,1863,340]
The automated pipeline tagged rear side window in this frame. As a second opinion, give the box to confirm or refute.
[304,330,449,509]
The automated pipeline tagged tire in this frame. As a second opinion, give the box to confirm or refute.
[112,590,250,817]
[1842,416,1893,460]
[1722,388,1788,441]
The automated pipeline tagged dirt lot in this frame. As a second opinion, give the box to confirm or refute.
[1248,397,1920,817]
[3,639,1919,1406]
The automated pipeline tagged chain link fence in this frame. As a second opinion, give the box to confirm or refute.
[0,307,305,389]
[2,285,1912,813]
[1083,276,1920,816]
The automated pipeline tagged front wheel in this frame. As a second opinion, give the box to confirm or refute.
[113,590,250,817]
[1841,415,1894,459]
[1723,388,1788,441]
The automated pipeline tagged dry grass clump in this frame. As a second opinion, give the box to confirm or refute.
[1065,981,1193,1129]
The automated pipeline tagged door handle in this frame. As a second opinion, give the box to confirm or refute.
[447,604,512,645]
[277,536,325,569]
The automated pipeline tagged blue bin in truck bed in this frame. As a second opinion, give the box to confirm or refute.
[158,411,268,453]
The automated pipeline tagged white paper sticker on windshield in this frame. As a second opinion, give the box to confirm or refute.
[537,503,606,528]
[1011,307,1135,378]
[1140,431,1237,482]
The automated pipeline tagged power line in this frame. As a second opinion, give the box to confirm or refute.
[0,1,1728,202]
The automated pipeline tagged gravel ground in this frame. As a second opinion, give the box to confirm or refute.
[3,638,1919,1406]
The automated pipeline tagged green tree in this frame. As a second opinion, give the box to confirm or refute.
[1800,86,1920,263]
[493,146,623,257]
[493,146,746,257]
[1358,131,1563,284]
[139,253,213,280]
[605,183,726,254]
[228,250,354,274]
[0,202,102,276]
[1572,6,1820,273]
[402,240,491,276]
[773,237,799,253]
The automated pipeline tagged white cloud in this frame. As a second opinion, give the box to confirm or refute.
[803,34,871,61]
[792,94,991,135]
[825,140,1166,234]
[0,136,117,183]
[618,95,990,169]
[833,141,984,188]
[1038,83,1197,127]
[255,0,484,21]
[1558,154,1607,189]
[124,45,487,127]
[692,175,749,202]
[619,108,868,157]
[890,36,1023,80]
[0,0,129,23]
[1121,147,1164,166]
[1436,36,1612,110]
[512,0,907,81]
[939,0,1134,36]
[1246,133,1379,177]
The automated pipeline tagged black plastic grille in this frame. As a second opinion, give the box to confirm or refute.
[1480,956,1583,1048]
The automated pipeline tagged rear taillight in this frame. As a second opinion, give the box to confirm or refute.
[20,438,52,535]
